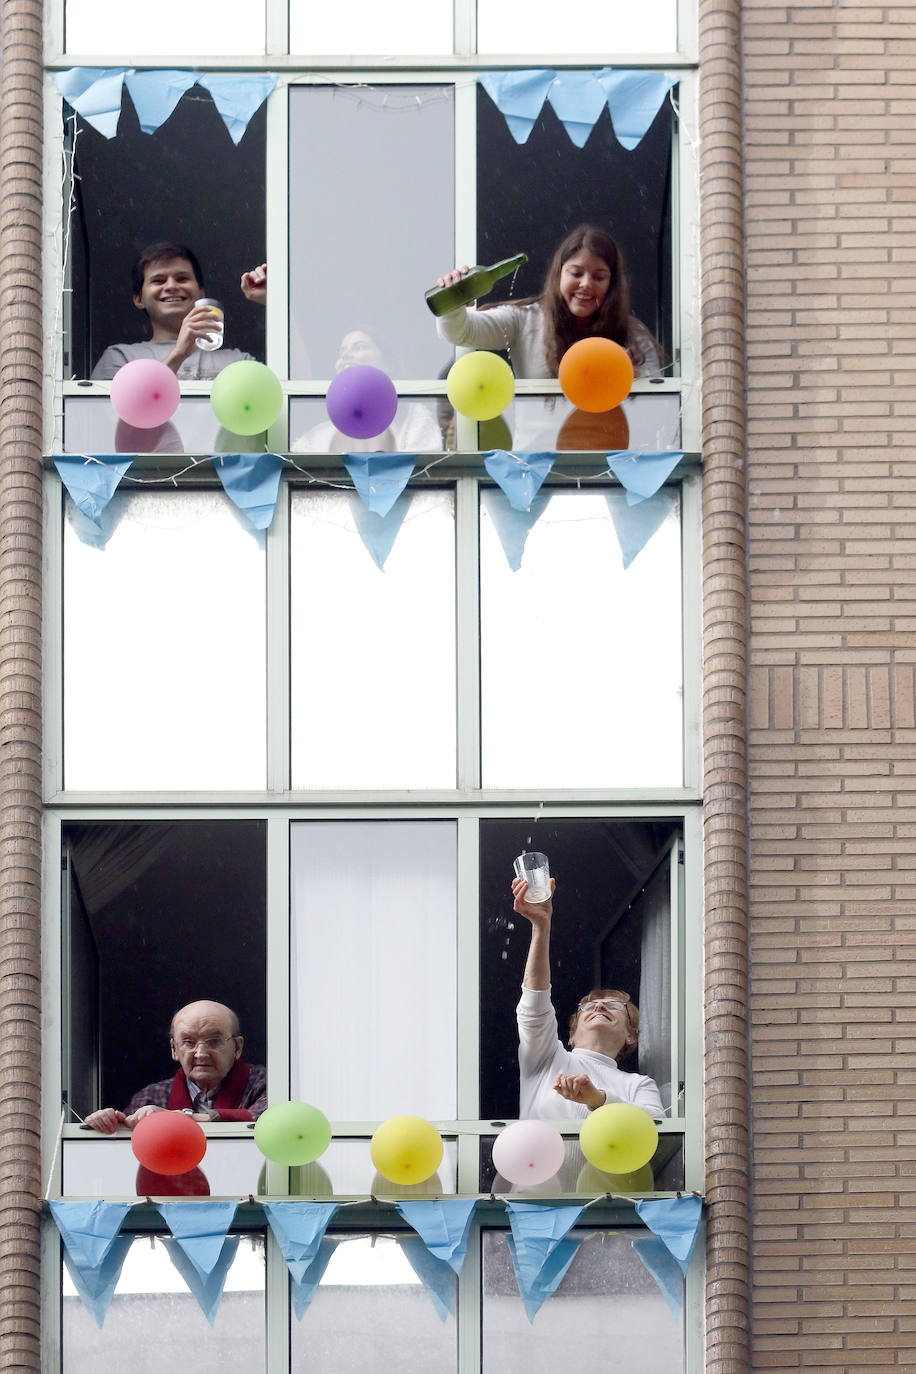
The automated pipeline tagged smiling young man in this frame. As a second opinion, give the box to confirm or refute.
[90,241,266,380]
[83,999,266,1133]
[512,876,663,1120]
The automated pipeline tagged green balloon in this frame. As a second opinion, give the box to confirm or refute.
[210,360,283,435]
[254,1101,332,1166]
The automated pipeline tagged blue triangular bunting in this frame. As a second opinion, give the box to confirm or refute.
[52,67,130,138]
[124,70,198,133]
[504,1202,586,1320]
[343,453,415,517]
[631,1235,684,1319]
[398,1236,457,1322]
[214,453,283,531]
[197,74,277,145]
[479,70,555,144]
[291,1236,339,1320]
[62,1233,134,1329]
[546,73,608,148]
[481,487,550,571]
[483,450,554,512]
[635,1196,703,1275]
[263,1202,339,1284]
[351,490,412,569]
[606,450,683,504]
[605,487,678,569]
[505,1230,581,1323]
[595,71,677,150]
[53,455,133,528]
[156,1201,238,1282]
[162,1234,239,1326]
[395,1200,477,1275]
[49,1201,133,1271]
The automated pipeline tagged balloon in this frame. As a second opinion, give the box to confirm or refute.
[370,1115,444,1186]
[492,1119,566,1187]
[135,1164,210,1197]
[478,414,513,451]
[446,351,515,421]
[579,1103,658,1175]
[558,338,634,413]
[326,364,398,440]
[575,1160,654,1195]
[210,360,284,435]
[131,1112,207,1176]
[371,1171,444,1198]
[254,1101,332,1166]
[556,404,629,451]
[109,359,180,429]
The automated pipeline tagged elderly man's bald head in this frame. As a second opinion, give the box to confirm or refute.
[169,1001,243,1092]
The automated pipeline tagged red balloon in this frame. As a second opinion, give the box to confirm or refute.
[558,338,634,413]
[135,1164,210,1197]
[131,1111,207,1176]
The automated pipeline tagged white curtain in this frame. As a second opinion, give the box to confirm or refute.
[637,857,672,1110]
[290,821,458,1120]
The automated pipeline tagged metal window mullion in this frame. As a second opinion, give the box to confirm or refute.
[43,471,64,795]
[453,0,476,58]
[457,1218,483,1374]
[455,475,481,790]
[265,0,289,56]
[453,74,479,451]
[265,815,291,1195]
[680,473,701,792]
[681,805,704,1194]
[675,72,700,451]
[266,480,291,791]
[265,78,290,446]
[456,815,480,1135]
[265,1227,291,1374]
[43,77,66,451]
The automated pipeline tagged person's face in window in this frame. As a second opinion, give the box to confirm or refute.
[559,249,612,321]
[335,329,384,372]
[133,256,203,335]
[170,1000,243,1092]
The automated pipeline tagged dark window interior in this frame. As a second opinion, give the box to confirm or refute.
[476,84,675,366]
[63,820,266,1118]
[479,817,679,1120]
[67,88,266,380]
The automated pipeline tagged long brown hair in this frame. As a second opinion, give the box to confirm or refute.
[536,225,647,376]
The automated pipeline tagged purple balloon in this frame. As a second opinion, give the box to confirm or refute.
[326,364,398,440]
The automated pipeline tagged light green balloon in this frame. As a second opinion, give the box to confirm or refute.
[210,360,283,435]
[254,1100,332,1166]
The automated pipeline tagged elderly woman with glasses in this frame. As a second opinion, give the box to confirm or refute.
[511,876,663,1121]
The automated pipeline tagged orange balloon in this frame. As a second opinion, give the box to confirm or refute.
[558,338,634,413]
[556,404,629,451]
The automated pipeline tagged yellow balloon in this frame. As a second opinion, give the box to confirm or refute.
[370,1115,444,1186]
[446,351,515,421]
[576,1160,655,1194]
[579,1103,658,1175]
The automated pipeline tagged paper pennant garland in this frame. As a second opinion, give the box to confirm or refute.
[635,1195,703,1274]
[631,1235,684,1319]
[479,69,674,151]
[156,1201,239,1282]
[398,1236,457,1322]
[55,68,276,141]
[483,450,554,512]
[504,1202,586,1323]
[481,487,550,571]
[343,453,415,518]
[595,71,678,150]
[197,74,278,145]
[124,70,198,134]
[479,70,555,144]
[395,1199,477,1275]
[52,67,130,138]
[63,1233,134,1329]
[351,491,412,570]
[606,487,678,569]
[54,455,134,529]
[606,449,684,505]
[214,453,284,531]
[262,1202,339,1284]
[291,1236,339,1321]
[50,1201,135,1329]
[162,1234,239,1325]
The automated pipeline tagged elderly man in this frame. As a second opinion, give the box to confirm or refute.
[84,999,266,1133]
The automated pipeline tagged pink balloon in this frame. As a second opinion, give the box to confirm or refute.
[110,359,181,429]
[492,1119,566,1186]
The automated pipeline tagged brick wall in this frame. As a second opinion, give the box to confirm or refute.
[743,3,916,1368]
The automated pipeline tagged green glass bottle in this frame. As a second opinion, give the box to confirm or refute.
[424,252,528,316]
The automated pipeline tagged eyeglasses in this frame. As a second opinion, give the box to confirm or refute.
[173,1035,237,1053]
[577,996,633,1025]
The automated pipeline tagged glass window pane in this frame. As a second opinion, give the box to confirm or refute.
[63,397,267,455]
[480,489,682,788]
[482,1230,684,1371]
[288,1139,459,1197]
[65,0,265,55]
[63,489,266,789]
[291,1235,457,1371]
[290,0,452,56]
[480,393,681,451]
[63,1235,265,1372]
[290,821,457,1119]
[290,489,456,790]
[289,87,454,380]
[62,1137,265,1197]
[289,396,445,454]
[477,0,677,55]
